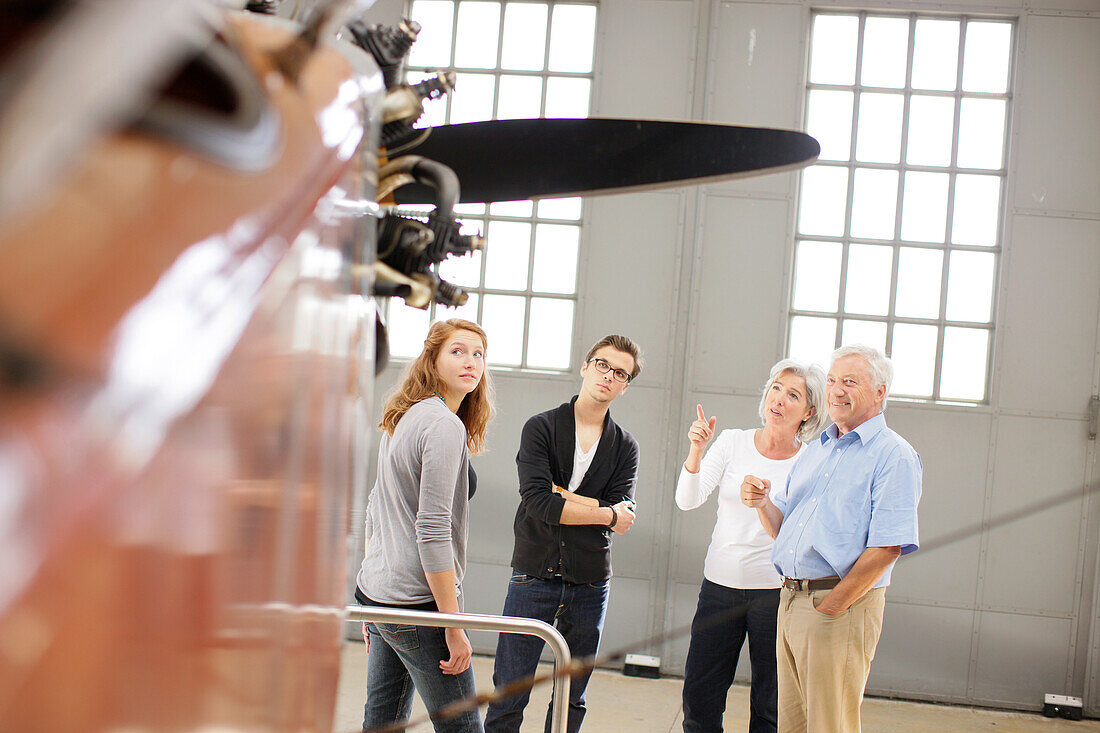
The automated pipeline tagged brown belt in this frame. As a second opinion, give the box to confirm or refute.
[782,576,840,592]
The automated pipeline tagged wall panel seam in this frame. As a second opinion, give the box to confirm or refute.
[1012,208,1100,222]
[888,598,1077,619]
[703,190,794,203]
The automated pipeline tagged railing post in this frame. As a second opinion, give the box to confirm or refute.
[345,605,572,733]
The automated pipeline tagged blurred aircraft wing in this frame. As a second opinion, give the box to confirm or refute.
[391,117,819,204]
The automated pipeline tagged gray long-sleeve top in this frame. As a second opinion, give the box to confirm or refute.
[356,397,471,607]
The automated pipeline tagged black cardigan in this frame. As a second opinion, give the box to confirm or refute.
[510,396,639,584]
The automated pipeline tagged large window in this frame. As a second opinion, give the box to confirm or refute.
[788,13,1014,403]
[385,0,598,369]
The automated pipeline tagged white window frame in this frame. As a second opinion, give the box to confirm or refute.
[382,0,598,371]
[789,11,1016,404]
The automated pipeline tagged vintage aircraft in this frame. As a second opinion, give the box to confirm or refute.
[0,1,816,729]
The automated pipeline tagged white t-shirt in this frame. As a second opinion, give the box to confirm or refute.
[567,432,600,493]
[675,429,805,589]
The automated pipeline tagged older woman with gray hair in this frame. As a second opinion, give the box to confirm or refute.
[674,359,827,733]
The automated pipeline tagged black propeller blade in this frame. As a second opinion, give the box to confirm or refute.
[391,117,819,205]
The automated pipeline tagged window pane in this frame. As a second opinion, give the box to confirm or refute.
[951,175,1001,246]
[957,98,1006,169]
[796,12,1009,404]
[945,250,995,322]
[855,93,904,164]
[844,243,892,316]
[894,247,943,319]
[490,200,533,217]
[810,15,858,85]
[395,204,433,218]
[409,1,455,67]
[435,292,479,325]
[789,316,837,370]
[841,319,887,353]
[484,220,531,289]
[900,171,949,243]
[497,75,543,119]
[906,95,955,167]
[404,1,592,375]
[962,22,1012,93]
[548,4,596,73]
[459,217,483,237]
[438,248,483,288]
[912,19,960,91]
[792,240,842,312]
[850,168,898,240]
[526,298,574,368]
[454,1,501,69]
[537,197,582,220]
[890,323,937,397]
[409,70,450,126]
[454,203,486,216]
[481,294,525,365]
[500,2,548,71]
[806,89,854,161]
[940,326,989,400]
[544,77,590,118]
[798,166,848,237]
[860,17,909,88]
[387,302,431,358]
[449,73,496,123]
[531,224,580,294]
[418,94,449,127]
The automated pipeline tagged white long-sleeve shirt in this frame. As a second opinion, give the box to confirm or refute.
[675,429,805,589]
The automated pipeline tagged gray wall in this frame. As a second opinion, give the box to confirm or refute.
[358,0,1100,715]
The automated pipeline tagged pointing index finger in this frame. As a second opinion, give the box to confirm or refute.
[697,404,706,421]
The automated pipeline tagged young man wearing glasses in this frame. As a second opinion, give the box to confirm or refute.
[485,335,643,733]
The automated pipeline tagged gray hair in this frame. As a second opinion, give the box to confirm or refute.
[830,344,894,410]
[757,359,828,442]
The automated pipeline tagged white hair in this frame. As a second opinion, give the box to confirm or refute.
[757,359,829,442]
[830,344,894,410]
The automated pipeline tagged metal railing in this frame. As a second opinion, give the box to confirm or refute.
[345,605,572,732]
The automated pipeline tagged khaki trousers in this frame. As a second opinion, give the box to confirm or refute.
[776,586,885,733]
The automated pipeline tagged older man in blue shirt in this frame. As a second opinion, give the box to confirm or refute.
[741,345,921,733]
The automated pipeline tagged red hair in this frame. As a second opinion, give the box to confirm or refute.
[378,319,494,453]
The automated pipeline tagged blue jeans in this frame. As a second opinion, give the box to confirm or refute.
[682,580,779,733]
[363,621,483,733]
[484,573,610,733]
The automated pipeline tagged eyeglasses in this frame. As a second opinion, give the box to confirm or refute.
[587,357,632,383]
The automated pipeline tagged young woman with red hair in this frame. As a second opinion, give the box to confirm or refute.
[356,319,495,732]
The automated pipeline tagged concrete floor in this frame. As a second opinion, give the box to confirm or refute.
[334,641,1099,732]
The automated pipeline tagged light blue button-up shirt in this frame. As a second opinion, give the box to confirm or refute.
[771,413,921,588]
